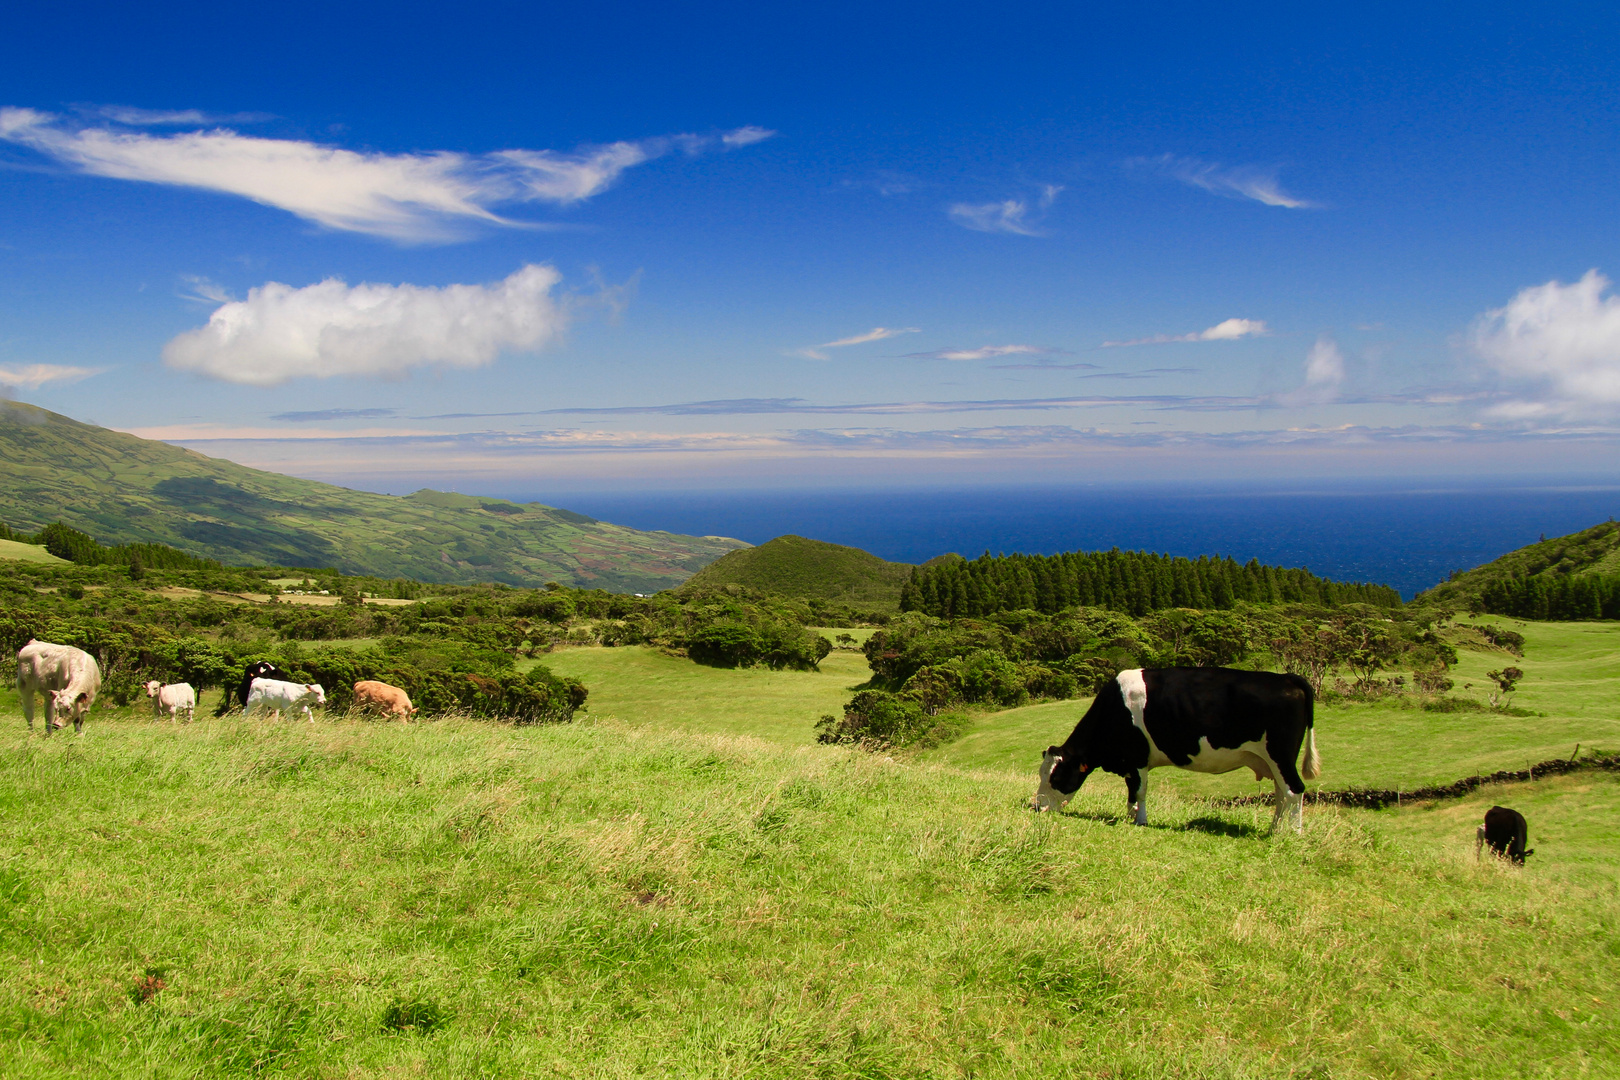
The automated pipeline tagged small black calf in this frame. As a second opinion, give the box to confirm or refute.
[1476,805,1533,864]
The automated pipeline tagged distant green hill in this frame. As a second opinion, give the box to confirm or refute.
[683,534,914,609]
[1415,520,1620,616]
[0,402,745,591]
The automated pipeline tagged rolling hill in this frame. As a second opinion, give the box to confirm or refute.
[0,402,745,591]
[681,533,915,609]
[1415,520,1620,610]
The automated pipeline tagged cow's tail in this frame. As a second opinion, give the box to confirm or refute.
[1300,724,1321,780]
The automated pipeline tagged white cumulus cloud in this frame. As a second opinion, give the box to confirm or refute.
[162,264,566,386]
[1102,318,1268,347]
[0,107,773,241]
[1469,269,1620,420]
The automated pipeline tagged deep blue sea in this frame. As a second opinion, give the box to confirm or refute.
[509,481,1620,600]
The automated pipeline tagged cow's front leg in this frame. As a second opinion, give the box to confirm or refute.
[1126,770,1149,825]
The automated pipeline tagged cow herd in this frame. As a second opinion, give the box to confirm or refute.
[11,644,1536,863]
[13,639,417,730]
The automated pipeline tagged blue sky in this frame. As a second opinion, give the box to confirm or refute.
[4,1,1620,496]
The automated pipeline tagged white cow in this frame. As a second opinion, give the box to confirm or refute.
[145,680,196,722]
[245,677,327,722]
[16,639,102,734]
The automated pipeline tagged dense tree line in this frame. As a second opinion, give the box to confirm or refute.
[898,549,1400,619]
[35,521,223,573]
[818,603,1457,750]
[1477,573,1620,621]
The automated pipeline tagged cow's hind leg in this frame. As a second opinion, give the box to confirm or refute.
[20,688,33,731]
[1268,754,1308,833]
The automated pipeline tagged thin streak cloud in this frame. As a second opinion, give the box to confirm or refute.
[0,107,774,241]
[795,326,919,359]
[1131,154,1314,209]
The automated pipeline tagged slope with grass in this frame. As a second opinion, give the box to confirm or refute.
[0,538,66,564]
[0,402,745,590]
[1416,519,1620,610]
[681,534,913,610]
[0,710,1613,1078]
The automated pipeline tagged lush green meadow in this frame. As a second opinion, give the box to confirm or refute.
[0,710,1615,1079]
[0,618,1615,1077]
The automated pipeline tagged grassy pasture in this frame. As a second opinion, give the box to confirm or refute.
[535,645,874,744]
[0,539,66,564]
[0,711,1614,1079]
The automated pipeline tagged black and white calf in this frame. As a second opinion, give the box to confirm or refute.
[1031,667,1321,832]
[237,661,293,707]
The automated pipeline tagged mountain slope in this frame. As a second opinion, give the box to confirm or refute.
[682,534,914,609]
[0,402,745,591]
[1415,520,1620,609]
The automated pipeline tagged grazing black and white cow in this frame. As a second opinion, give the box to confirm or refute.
[1031,667,1321,832]
[237,661,293,707]
[1476,806,1533,864]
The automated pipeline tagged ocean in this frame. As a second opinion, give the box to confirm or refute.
[519,482,1620,600]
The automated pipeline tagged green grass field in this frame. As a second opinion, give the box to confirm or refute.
[0,538,66,564]
[0,620,1614,1077]
[535,645,874,744]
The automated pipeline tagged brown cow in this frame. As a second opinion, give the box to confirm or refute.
[353,680,418,720]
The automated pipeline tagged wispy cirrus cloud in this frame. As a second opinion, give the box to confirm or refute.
[795,326,919,360]
[1278,336,1346,406]
[1130,154,1313,209]
[0,107,774,241]
[899,344,1053,362]
[163,264,567,386]
[0,362,100,392]
[947,184,1061,236]
[271,408,399,422]
[87,105,276,126]
[1469,269,1620,421]
[1102,318,1269,347]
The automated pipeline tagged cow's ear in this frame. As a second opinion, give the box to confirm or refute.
[1046,744,1062,756]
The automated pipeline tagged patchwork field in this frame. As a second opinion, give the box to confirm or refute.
[0,619,1614,1077]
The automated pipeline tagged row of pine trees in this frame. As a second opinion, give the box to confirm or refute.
[898,548,1402,618]
[1477,572,1620,621]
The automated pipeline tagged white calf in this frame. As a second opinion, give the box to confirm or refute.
[16,639,102,733]
[246,678,327,722]
[145,680,197,722]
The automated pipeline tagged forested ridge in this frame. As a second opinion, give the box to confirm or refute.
[898,548,1401,618]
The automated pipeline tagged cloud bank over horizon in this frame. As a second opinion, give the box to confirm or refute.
[0,107,774,241]
[162,264,567,385]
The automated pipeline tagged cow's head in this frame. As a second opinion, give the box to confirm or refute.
[145,680,163,697]
[1031,744,1091,812]
[47,688,89,727]
[306,684,327,706]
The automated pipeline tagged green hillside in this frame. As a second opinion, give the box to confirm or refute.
[1416,520,1620,611]
[0,402,745,591]
[682,533,914,609]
